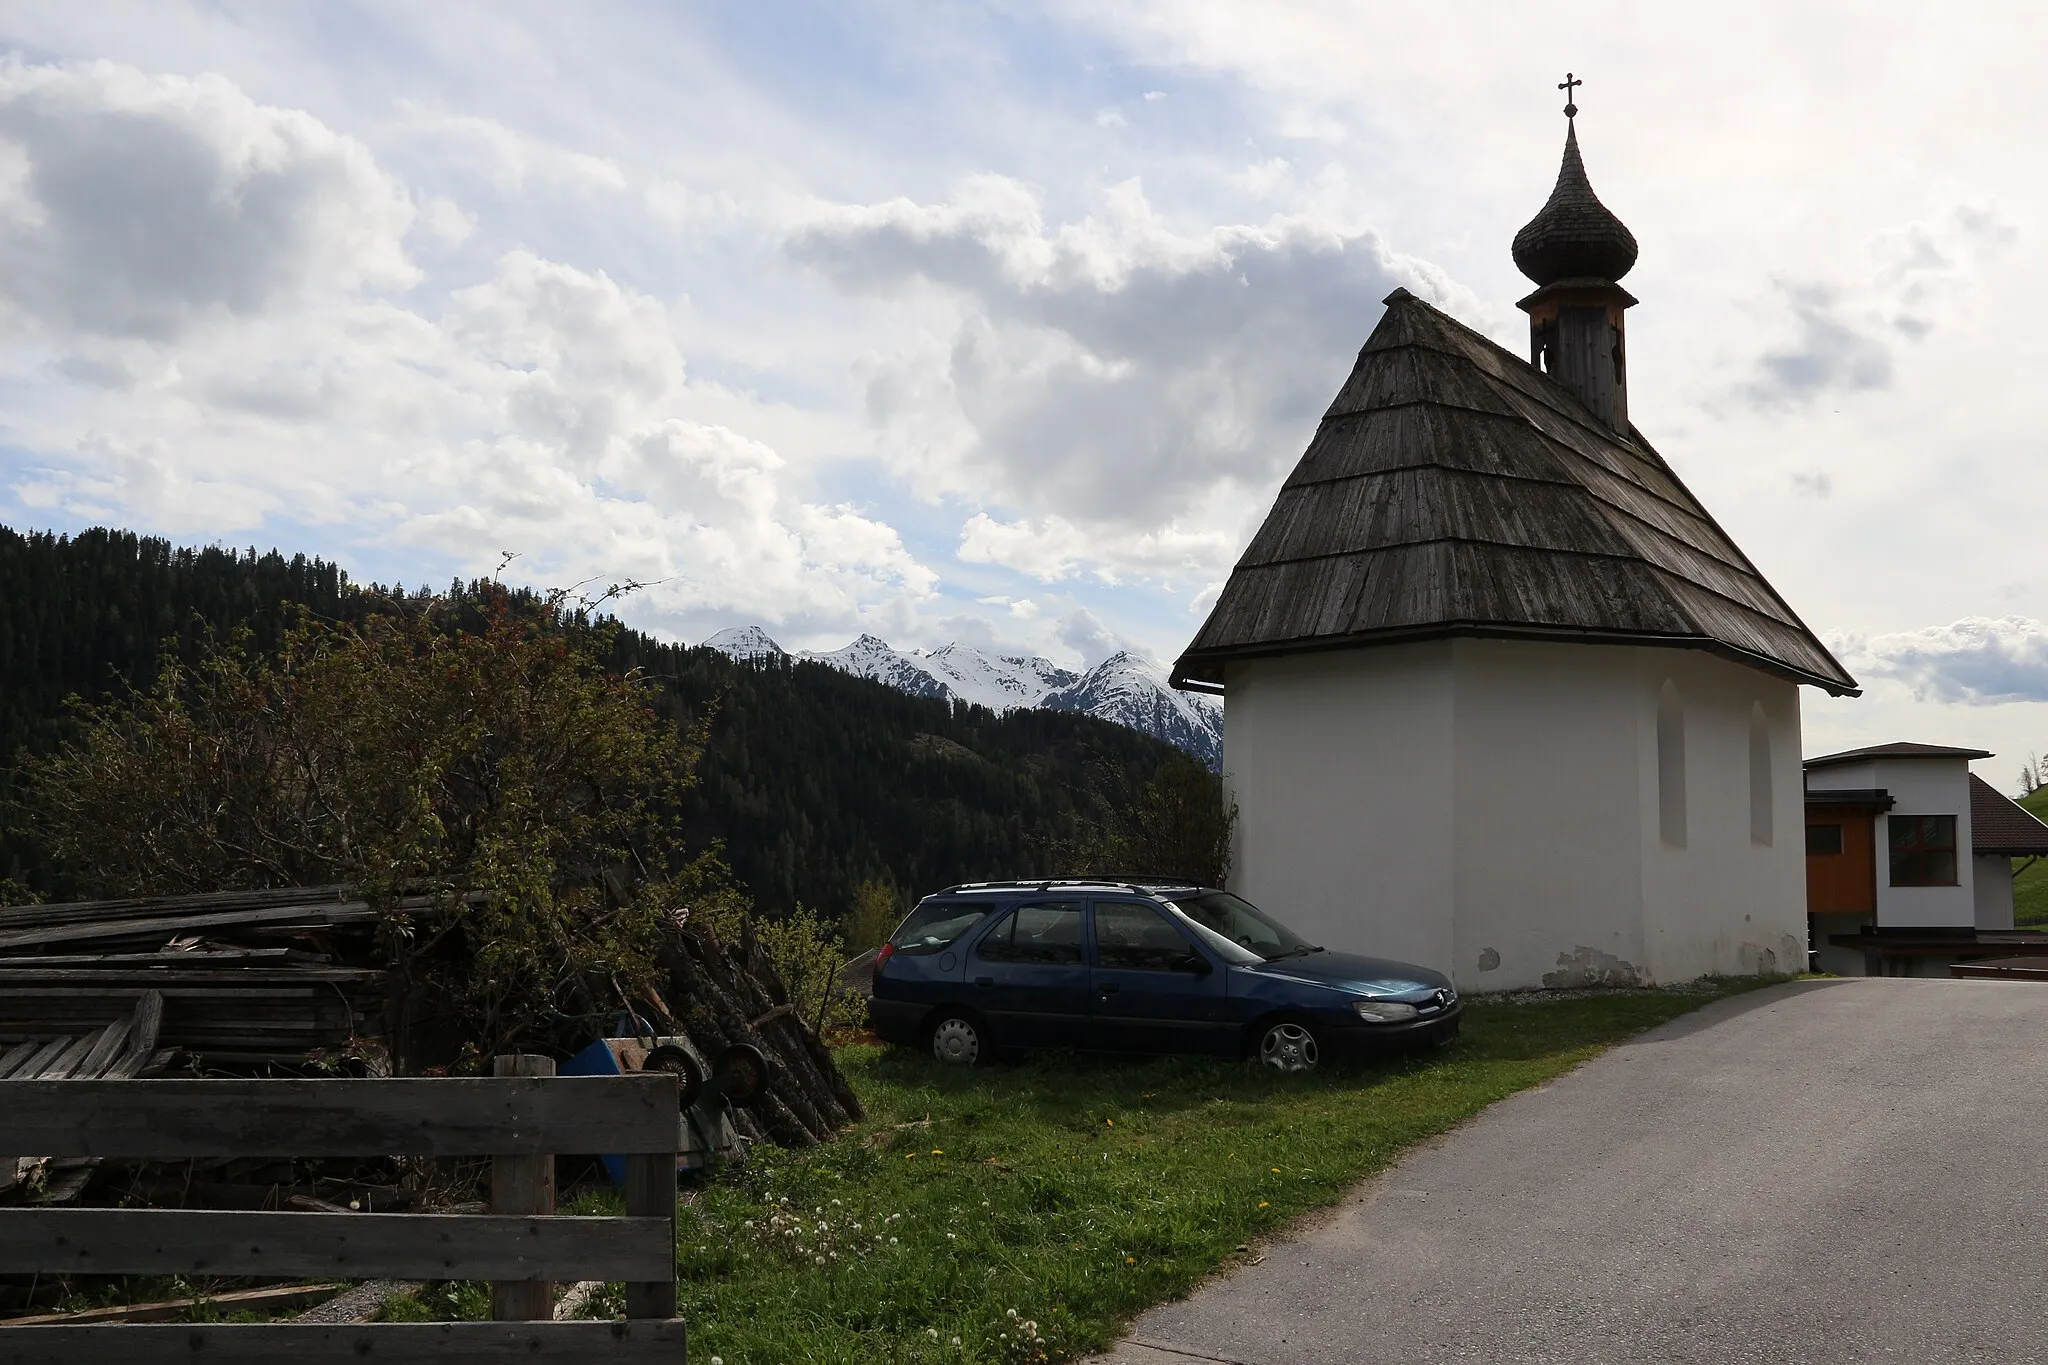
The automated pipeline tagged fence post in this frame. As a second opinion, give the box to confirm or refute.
[490,1053,556,1321]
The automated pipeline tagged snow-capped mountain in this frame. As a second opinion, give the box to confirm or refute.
[1042,652,1223,769]
[920,642,1078,713]
[703,627,1223,767]
[803,634,950,700]
[701,625,786,661]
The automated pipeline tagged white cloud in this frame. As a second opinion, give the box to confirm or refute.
[1740,206,2015,410]
[790,175,1472,574]
[1842,617,2048,704]
[389,101,629,196]
[0,61,933,644]
[957,510,1234,585]
[0,58,417,342]
[1057,607,1146,669]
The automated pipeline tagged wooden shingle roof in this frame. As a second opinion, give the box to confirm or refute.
[1173,289,1859,695]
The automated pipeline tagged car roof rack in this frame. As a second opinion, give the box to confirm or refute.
[934,879,1205,896]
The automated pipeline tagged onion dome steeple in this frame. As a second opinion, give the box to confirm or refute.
[1512,119,1638,286]
[1513,73,1637,434]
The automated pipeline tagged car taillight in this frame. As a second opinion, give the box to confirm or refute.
[875,942,896,966]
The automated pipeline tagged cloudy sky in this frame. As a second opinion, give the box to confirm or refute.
[5,2,2048,782]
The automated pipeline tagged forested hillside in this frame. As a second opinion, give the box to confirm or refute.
[0,526,1183,914]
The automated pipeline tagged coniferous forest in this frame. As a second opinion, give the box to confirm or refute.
[0,525,1187,916]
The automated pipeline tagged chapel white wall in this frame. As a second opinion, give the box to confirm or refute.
[1222,643,1455,976]
[1450,640,1647,990]
[1633,649,1808,983]
[1222,639,1809,992]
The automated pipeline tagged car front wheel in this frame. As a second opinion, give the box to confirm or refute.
[928,1012,986,1066]
[1255,1019,1321,1073]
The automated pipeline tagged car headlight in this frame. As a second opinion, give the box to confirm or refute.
[1352,999,1419,1023]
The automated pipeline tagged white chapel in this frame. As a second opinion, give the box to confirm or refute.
[1172,98,1859,992]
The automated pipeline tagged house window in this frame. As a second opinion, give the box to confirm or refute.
[1806,824,1844,856]
[1889,815,1957,887]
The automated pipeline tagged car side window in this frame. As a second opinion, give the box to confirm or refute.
[890,899,987,955]
[1093,900,1204,972]
[976,900,1084,965]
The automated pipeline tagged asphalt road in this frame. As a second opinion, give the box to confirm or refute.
[1090,978,2048,1365]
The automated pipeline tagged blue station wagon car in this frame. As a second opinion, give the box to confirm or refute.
[868,881,1460,1071]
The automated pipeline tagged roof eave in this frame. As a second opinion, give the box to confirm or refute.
[1171,621,1861,697]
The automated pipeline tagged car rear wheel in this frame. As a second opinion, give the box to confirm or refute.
[928,1012,986,1066]
[1255,1020,1320,1073]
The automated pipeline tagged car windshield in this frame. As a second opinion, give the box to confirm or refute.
[1169,892,1316,963]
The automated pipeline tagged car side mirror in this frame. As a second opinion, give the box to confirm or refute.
[1179,954,1213,976]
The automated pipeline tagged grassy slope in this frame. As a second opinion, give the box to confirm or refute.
[652,983,1774,1364]
[2011,788,2048,928]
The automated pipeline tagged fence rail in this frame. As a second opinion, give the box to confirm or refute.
[0,1064,684,1362]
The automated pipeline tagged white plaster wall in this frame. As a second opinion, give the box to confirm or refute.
[1873,759,1973,927]
[1449,640,1647,991]
[1973,855,2015,930]
[1635,649,1809,982]
[1222,643,1456,976]
[1223,638,1809,992]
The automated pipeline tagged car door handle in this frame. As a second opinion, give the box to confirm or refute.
[1098,983,1120,996]
[974,976,994,987]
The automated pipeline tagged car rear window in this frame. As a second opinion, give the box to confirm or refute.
[890,898,991,955]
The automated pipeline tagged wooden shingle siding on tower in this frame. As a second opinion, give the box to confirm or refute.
[1173,290,1857,696]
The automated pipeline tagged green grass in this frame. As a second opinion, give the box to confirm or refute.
[377,982,1773,1358]
[664,982,1774,1364]
[2015,788,2048,928]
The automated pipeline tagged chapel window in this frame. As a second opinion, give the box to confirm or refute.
[1657,680,1686,848]
[1748,702,1773,846]
[1888,816,1958,887]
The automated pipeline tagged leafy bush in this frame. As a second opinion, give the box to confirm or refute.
[21,591,699,1066]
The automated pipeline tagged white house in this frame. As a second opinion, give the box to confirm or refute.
[1171,107,1858,992]
[1804,742,2048,975]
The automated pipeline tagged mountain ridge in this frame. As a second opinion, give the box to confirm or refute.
[704,626,1224,768]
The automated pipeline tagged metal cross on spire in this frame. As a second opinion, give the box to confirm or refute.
[1559,72,1582,119]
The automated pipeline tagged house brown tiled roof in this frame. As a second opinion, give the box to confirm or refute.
[1172,290,1860,695]
[1806,741,1994,768]
[1969,774,2048,856]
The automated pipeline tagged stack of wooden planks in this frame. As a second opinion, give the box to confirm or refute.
[0,887,391,1073]
[0,990,173,1203]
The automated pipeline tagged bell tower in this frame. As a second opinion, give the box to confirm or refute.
[1512,74,1639,434]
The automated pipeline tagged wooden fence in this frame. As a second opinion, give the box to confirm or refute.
[0,1068,686,1362]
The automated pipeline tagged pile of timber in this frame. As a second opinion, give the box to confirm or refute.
[657,917,865,1148]
[0,991,172,1204]
[0,887,391,1072]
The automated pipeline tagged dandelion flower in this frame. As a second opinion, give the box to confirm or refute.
[932,1149,943,1155]
[950,1337,961,1348]
[889,1237,898,1245]
[1271,1167,1281,1173]
[710,1358,723,1365]
[928,1328,940,1340]
[1258,1201,1269,1208]
[1125,1256,1136,1264]
[1007,1309,1018,1319]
